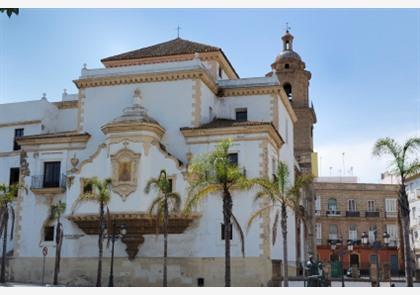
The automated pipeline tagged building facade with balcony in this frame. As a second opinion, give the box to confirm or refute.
[407,173,420,272]
[0,32,315,286]
[313,178,402,275]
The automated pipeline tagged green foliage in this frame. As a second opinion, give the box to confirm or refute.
[0,183,21,206]
[50,201,66,221]
[145,170,182,224]
[184,139,248,214]
[72,177,112,214]
[373,137,420,179]
[246,161,313,242]
[0,9,19,18]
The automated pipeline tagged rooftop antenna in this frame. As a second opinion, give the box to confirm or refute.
[176,25,182,38]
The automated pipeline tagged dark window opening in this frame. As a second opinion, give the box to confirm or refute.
[235,108,248,122]
[44,226,54,241]
[218,67,223,78]
[283,83,292,100]
[13,128,24,151]
[197,278,205,287]
[285,64,290,69]
[43,161,61,188]
[83,181,93,194]
[9,167,20,185]
[168,178,173,193]
[227,153,238,166]
[286,41,290,50]
[221,223,233,240]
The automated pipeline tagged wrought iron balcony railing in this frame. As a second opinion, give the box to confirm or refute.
[365,211,380,217]
[31,174,66,190]
[345,211,360,217]
[326,210,341,216]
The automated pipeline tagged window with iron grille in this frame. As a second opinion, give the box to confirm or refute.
[43,161,61,188]
[44,226,55,241]
[348,224,357,241]
[9,167,20,185]
[227,153,238,166]
[235,108,247,122]
[13,128,24,151]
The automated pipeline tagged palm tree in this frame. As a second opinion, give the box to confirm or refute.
[0,183,19,283]
[145,170,181,287]
[73,177,112,287]
[183,139,246,287]
[373,137,420,287]
[287,173,313,276]
[247,161,310,286]
[50,200,66,285]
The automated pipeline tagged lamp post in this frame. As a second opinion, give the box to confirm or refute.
[330,239,353,287]
[104,220,127,287]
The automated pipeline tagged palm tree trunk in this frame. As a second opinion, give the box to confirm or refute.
[96,201,104,287]
[281,202,288,287]
[163,194,168,287]
[223,189,232,287]
[0,206,8,283]
[53,218,62,285]
[399,187,413,286]
[295,215,302,276]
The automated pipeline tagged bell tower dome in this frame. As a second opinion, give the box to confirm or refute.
[270,29,317,174]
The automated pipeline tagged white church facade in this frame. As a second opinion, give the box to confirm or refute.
[0,33,311,286]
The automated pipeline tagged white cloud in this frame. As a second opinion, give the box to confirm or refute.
[315,130,419,184]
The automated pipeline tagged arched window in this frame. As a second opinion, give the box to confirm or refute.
[285,63,290,69]
[328,198,337,212]
[283,83,292,100]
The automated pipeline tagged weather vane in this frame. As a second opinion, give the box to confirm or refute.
[286,22,291,33]
[176,25,182,38]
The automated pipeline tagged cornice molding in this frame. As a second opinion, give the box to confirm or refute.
[102,51,238,80]
[101,122,166,138]
[181,124,284,149]
[16,132,91,146]
[74,68,218,94]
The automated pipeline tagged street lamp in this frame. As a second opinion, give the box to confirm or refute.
[330,239,351,287]
[104,220,127,287]
[383,232,390,247]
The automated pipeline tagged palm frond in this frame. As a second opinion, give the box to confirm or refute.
[148,195,165,215]
[183,183,221,215]
[402,137,420,159]
[144,177,160,194]
[246,204,275,233]
[167,192,182,212]
[231,212,245,258]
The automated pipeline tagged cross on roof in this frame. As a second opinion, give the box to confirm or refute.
[286,22,291,33]
[176,25,182,38]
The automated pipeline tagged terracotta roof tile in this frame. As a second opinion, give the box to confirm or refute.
[180,118,273,130]
[101,38,221,62]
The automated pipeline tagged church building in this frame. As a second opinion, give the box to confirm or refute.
[0,30,317,286]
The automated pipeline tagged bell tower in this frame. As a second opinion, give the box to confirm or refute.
[270,29,317,174]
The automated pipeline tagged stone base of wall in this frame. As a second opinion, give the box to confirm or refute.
[8,256,273,287]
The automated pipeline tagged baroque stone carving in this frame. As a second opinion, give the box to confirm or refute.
[111,148,140,200]
[20,150,30,177]
[70,154,79,173]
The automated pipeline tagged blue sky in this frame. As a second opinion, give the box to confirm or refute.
[1,9,419,182]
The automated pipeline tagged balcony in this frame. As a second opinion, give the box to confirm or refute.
[326,210,341,217]
[31,174,66,195]
[385,211,397,218]
[346,211,360,217]
[365,211,380,218]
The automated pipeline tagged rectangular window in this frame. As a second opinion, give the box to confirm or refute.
[83,180,93,194]
[348,199,356,211]
[385,199,397,212]
[9,167,20,185]
[370,255,377,264]
[369,225,377,243]
[13,128,24,151]
[349,224,357,241]
[235,108,247,122]
[218,66,223,78]
[315,223,322,245]
[227,153,238,166]
[315,196,321,212]
[367,200,375,212]
[221,223,233,240]
[386,224,398,246]
[168,178,173,193]
[44,226,54,241]
[43,161,61,188]
[329,224,338,240]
